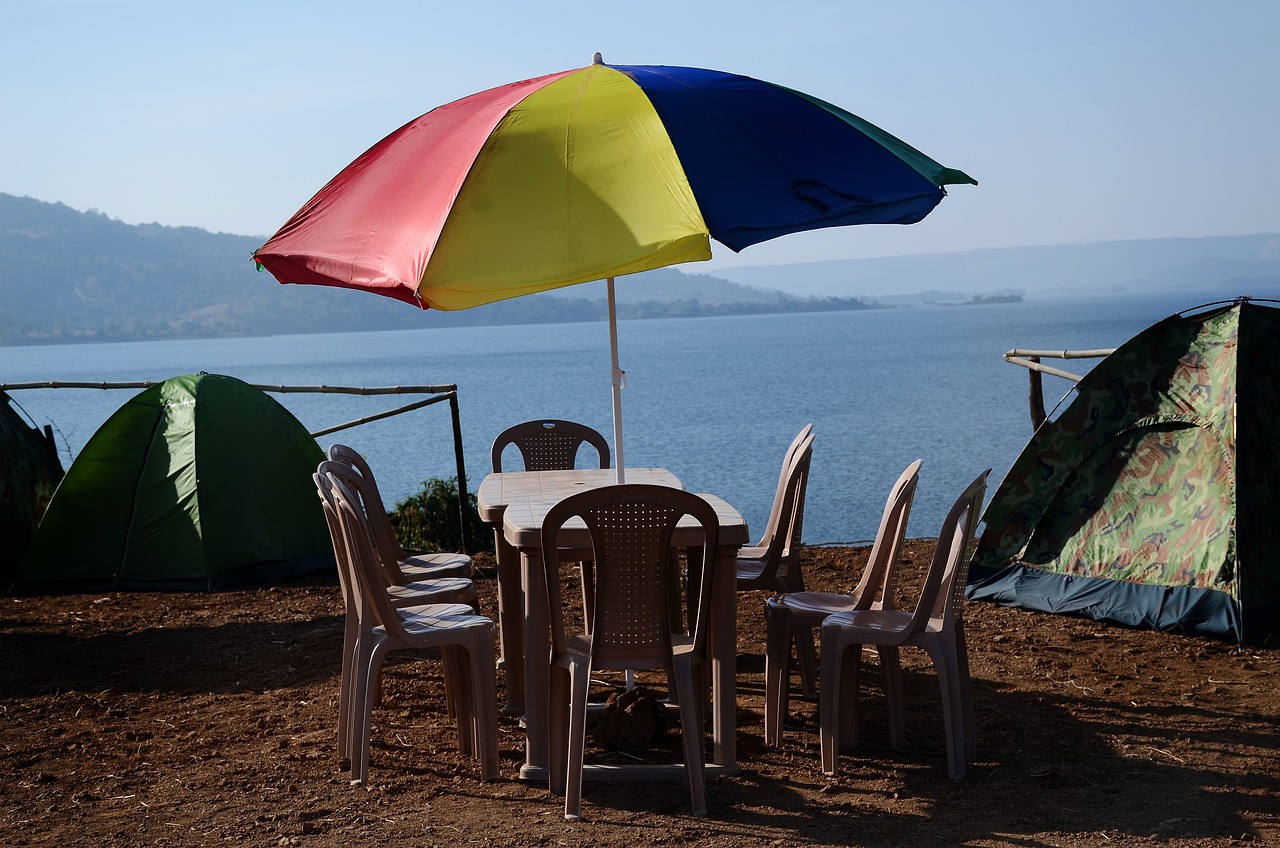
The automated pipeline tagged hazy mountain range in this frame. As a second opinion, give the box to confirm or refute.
[2,192,1277,345]
[712,234,1280,300]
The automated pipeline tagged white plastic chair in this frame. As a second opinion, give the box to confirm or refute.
[316,471,499,785]
[763,459,921,746]
[541,485,720,820]
[735,424,813,565]
[317,457,479,749]
[490,419,610,473]
[819,469,989,780]
[734,428,815,593]
[729,428,816,688]
[490,420,611,686]
[315,469,468,769]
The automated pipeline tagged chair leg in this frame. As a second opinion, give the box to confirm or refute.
[564,659,592,821]
[547,661,570,797]
[440,646,473,758]
[878,645,906,749]
[690,656,707,747]
[352,636,391,785]
[763,603,791,747]
[672,658,707,817]
[441,645,460,722]
[923,642,965,780]
[494,530,524,716]
[794,624,819,700]
[955,625,977,761]
[836,641,864,754]
[580,559,596,626]
[685,545,704,616]
[667,550,686,636]
[819,622,843,774]
[337,617,358,766]
[465,628,500,780]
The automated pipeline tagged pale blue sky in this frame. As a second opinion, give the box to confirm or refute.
[4,0,1278,272]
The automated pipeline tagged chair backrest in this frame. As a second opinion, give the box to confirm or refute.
[758,424,813,544]
[541,485,720,666]
[314,468,358,615]
[490,419,610,472]
[753,431,816,579]
[328,443,389,508]
[322,469,406,635]
[326,444,411,583]
[905,469,991,633]
[848,459,922,611]
[934,468,991,628]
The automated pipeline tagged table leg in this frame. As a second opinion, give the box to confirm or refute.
[494,529,524,716]
[520,547,551,780]
[710,543,738,770]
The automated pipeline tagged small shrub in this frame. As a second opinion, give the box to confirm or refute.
[389,476,494,554]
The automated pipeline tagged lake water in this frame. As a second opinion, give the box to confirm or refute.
[0,289,1258,545]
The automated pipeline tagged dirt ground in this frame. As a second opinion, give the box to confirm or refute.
[3,541,1278,848]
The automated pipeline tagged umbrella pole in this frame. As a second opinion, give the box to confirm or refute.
[608,277,625,484]
[608,276,635,691]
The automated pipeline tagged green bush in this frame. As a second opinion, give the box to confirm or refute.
[388,476,494,554]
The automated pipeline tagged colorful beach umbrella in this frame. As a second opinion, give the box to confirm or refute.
[254,55,975,476]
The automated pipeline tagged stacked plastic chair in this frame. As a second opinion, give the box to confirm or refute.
[315,469,498,784]
[819,469,989,780]
[763,459,921,746]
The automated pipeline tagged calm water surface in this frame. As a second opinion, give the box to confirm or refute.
[0,290,1254,544]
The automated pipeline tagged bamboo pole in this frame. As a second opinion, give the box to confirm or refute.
[1003,355,1091,383]
[0,381,457,395]
[1004,348,1115,360]
[448,392,472,555]
[308,394,453,437]
[1027,356,1047,430]
[1002,347,1116,428]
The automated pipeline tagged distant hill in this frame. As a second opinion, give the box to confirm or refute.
[0,193,869,345]
[713,234,1280,299]
[5,192,1278,346]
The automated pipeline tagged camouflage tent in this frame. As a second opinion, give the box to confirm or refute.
[13,373,333,593]
[969,299,1280,645]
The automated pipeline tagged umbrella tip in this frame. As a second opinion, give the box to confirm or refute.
[592,51,604,65]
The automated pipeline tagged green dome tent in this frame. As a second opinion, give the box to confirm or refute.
[968,299,1280,645]
[13,373,333,592]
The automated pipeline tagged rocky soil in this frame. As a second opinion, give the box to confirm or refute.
[3,542,1278,847]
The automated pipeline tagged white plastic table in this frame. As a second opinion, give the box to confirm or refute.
[476,467,681,715]
[477,468,748,781]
